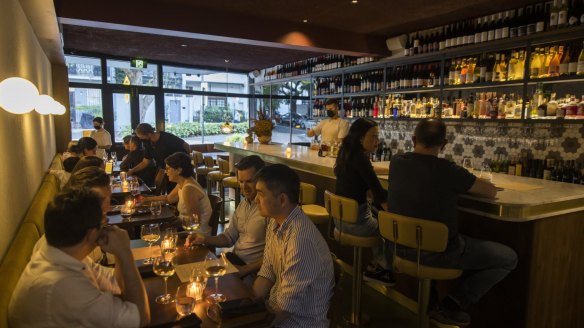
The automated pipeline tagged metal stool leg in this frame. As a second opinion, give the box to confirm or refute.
[234,187,241,207]
[350,246,363,325]
[418,278,431,328]
[206,176,212,194]
[219,182,227,224]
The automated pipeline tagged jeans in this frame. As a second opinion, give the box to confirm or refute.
[334,203,389,270]
[386,234,518,309]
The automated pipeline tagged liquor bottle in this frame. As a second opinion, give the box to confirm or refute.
[558,0,569,27]
[578,41,584,75]
[475,17,482,44]
[541,47,552,78]
[549,46,561,77]
[536,3,547,33]
[560,44,571,75]
[530,48,542,78]
[499,53,508,81]
[508,51,517,80]
[460,58,468,84]
[487,14,496,41]
[492,53,501,82]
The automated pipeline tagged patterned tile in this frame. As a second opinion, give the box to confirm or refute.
[561,137,581,154]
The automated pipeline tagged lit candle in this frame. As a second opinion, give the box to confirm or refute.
[285,146,292,154]
[125,200,133,209]
[161,238,173,251]
[187,281,204,301]
[122,180,129,191]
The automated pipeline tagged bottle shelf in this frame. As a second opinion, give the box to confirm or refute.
[386,86,441,94]
[527,75,584,85]
[442,81,524,91]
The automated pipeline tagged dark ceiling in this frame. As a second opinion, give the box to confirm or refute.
[55,0,542,72]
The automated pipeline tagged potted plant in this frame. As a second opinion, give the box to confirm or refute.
[252,108,274,144]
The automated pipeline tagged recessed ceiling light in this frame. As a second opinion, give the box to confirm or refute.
[351,0,358,3]
[180,44,188,47]
[303,19,308,23]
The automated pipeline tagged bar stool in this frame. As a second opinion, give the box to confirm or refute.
[221,175,240,222]
[378,211,463,328]
[299,182,328,225]
[195,155,217,188]
[207,158,230,195]
[325,190,379,326]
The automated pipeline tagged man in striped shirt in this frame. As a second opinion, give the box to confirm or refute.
[252,164,334,328]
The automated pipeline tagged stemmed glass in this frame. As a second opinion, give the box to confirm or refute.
[205,250,228,303]
[153,250,177,304]
[150,201,162,216]
[479,164,493,183]
[175,284,196,318]
[130,179,140,197]
[462,157,474,173]
[180,214,200,246]
[140,224,160,265]
[111,152,117,163]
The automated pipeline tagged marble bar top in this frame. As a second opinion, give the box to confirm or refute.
[215,142,584,221]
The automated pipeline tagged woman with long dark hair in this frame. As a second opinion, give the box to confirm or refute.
[334,118,393,285]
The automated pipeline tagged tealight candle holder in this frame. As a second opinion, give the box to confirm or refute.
[187,281,205,301]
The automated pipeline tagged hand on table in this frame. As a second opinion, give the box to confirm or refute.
[184,233,205,247]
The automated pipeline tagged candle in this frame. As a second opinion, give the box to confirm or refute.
[122,180,129,191]
[187,281,204,301]
[285,146,292,154]
[161,238,174,251]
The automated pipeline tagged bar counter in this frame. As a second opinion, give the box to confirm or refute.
[216,142,584,328]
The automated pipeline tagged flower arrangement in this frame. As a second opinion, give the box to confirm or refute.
[251,108,274,144]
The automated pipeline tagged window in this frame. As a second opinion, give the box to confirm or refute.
[208,97,226,107]
[69,88,103,140]
[66,55,102,84]
[106,59,158,86]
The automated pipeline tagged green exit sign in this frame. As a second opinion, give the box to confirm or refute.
[131,59,147,68]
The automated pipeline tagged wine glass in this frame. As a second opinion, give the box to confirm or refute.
[130,179,140,197]
[163,227,179,246]
[180,214,200,244]
[150,201,162,216]
[153,250,177,304]
[175,284,196,318]
[111,152,117,163]
[205,250,228,303]
[462,157,474,173]
[480,164,493,183]
[140,224,160,265]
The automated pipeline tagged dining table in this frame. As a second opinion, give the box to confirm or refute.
[129,239,273,328]
[108,205,177,238]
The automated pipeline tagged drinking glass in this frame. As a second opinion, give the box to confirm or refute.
[153,251,176,304]
[150,201,162,216]
[175,284,196,318]
[140,224,160,265]
[479,164,493,183]
[205,251,228,303]
[130,179,140,197]
[163,227,179,246]
[111,152,117,163]
[180,214,200,242]
[102,152,108,163]
[462,157,474,173]
[189,266,208,301]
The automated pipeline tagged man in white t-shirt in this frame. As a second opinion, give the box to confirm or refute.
[90,117,112,159]
[307,99,349,145]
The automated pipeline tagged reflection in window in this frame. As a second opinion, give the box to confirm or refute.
[162,66,249,93]
[106,60,158,86]
[112,93,132,142]
[69,88,103,140]
[66,55,102,84]
[138,94,156,128]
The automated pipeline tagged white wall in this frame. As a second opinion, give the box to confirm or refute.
[0,0,56,259]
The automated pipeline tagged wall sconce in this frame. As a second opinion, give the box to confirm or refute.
[0,77,39,114]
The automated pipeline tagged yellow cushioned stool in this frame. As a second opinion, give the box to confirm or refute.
[299,182,329,225]
[378,211,463,328]
[222,175,241,208]
[196,155,217,189]
[325,190,379,326]
[207,158,230,194]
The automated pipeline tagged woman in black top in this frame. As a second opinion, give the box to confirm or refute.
[334,118,392,285]
[120,136,156,186]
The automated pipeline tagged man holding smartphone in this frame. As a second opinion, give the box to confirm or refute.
[186,155,267,282]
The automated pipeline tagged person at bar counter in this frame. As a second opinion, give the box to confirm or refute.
[386,118,518,327]
[129,123,190,191]
[252,164,334,328]
[186,155,267,283]
[8,187,150,327]
[90,117,112,160]
[306,98,349,145]
[120,136,156,187]
[77,136,98,157]
[142,152,213,235]
[334,117,394,285]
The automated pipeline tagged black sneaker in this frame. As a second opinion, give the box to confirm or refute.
[428,305,471,327]
[363,267,396,286]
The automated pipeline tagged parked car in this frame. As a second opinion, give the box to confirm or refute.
[279,112,308,129]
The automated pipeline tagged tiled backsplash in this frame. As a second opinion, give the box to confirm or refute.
[379,120,584,167]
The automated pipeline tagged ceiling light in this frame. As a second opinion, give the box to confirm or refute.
[351,0,358,3]
[180,44,188,47]
[0,77,39,114]
[303,19,308,23]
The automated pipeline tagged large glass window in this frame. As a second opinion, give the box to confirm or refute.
[66,55,102,84]
[106,60,158,86]
[112,93,132,141]
[69,88,103,140]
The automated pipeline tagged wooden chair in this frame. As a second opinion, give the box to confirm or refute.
[378,211,463,328]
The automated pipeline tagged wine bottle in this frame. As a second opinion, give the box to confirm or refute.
[475,17,482,44]
[569,0,581,25]
[495,12,503,40]
[560,44,571,75]
[577,41,584,75]
[502,10,511,38]
[558,0,569,27]
[487,14,496,41]
[550,0,560,30]
[549,46,561,77]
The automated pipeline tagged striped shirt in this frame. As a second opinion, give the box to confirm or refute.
[258,206,334,328]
